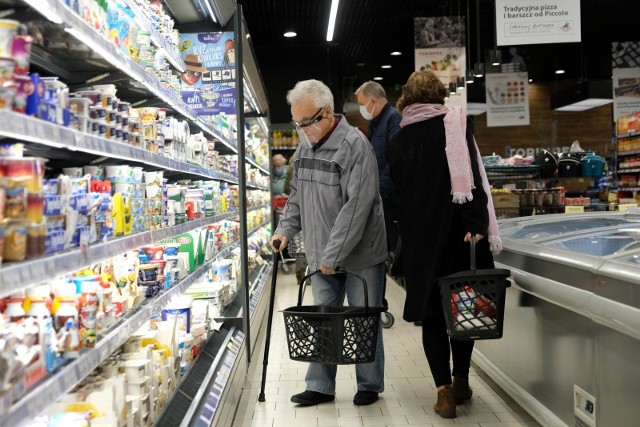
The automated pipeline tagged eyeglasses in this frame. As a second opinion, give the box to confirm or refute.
[291,107,325,128]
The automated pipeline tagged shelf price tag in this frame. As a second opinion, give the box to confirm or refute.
[565,206,585,214]
[619,203,638,213]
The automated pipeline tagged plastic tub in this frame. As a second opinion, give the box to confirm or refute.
[0,20,19,57]
[161,295,192,333]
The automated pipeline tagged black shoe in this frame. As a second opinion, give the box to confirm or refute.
[353,391,379,405]
[291,390,335,406]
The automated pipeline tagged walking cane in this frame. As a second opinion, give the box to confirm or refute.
[258,239,281,401]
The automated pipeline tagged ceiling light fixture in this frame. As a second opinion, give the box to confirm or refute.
[373,77,383,81]
[381,65,391,69]
[474,62,484,78]
[466,70,475,84]
[490,49,501,66]
[284,31,297,38]
[390,51,402,56]
[529,78,533,83]
[551,80,613,111]
[555,69,565,74]
[326,0,341,42]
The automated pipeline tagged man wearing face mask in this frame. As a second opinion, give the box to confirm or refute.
[271,79,387,407]
[271,154,287,196]
[355,81,401,255]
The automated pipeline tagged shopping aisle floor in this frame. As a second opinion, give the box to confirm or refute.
[234,269,540,427]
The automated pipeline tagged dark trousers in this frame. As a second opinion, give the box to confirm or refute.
[421,305,475,387]
[383,200,399,253]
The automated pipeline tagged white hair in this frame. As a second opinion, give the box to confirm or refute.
[286,79,334,111]
[355,81,386,99]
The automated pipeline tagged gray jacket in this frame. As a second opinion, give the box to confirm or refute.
[275,116,387,271]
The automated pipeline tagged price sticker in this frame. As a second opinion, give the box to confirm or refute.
[619,203,638,213]
[565,206,585,214]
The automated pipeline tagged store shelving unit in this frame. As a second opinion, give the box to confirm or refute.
[0,222,269,427]
[1,1,271,426]
[614,115,640,198]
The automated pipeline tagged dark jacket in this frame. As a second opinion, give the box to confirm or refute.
[276,116,387,271]
[368,103,401,204]
[390,114,494,321]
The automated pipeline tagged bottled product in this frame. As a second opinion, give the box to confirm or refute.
[79,281,99,348]
[5,297,26,321]
[27,299,50,318]
[55,298,79,332]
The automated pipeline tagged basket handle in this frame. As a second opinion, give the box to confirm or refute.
[297,268,371,310]
[470,235,476,274]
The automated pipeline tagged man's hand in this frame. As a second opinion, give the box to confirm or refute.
[270,234,289,252]
[464,232,485,242]
[319,265,336,275]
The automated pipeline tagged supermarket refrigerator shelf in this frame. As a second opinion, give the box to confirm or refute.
[120,0,186,73]
[0,234,246,427]
[0,212,238,294]
[0,110,239,184]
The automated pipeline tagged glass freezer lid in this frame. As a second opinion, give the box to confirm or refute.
[500,217,635,241]
[541,229,640,257]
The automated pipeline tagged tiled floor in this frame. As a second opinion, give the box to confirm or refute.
[235,268,540,427]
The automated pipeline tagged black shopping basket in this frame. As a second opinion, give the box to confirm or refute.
[437,238,511,340]
[283,269,386,364]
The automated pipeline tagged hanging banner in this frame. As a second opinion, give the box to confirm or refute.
[179,32,236,116]
[612,41,640,121]
[486,72,530,127]
[414,47,466,86]
[495,0,581,46]
[414,17,466,87]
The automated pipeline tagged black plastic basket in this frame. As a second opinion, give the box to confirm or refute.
[282,269,385,364]
[437,239,511,340]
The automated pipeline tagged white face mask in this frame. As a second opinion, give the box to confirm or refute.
[359,99,374,120]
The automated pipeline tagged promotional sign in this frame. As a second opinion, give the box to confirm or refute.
[486,72,530,127]
[612,41,640,121]
[495,0,581,46]
[179,32,236,116]
[414,47,466,86]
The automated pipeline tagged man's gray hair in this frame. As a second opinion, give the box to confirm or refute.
[355,81,386,99]
[286,79,334,111]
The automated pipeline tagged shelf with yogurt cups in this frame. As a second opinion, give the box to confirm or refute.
[0,219,272,426]
[49,0,239,154]
[0,110,239,184]
[0,211,240,295]
[119,0,186,74]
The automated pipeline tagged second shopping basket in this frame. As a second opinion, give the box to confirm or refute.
[438,237,511,340]
[283,269,386,364]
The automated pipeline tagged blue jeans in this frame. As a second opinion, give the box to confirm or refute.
[304,262,386,394]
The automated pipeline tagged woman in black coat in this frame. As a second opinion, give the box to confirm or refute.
[390,70,502,419]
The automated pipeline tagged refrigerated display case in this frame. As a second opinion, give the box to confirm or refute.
[0,1,272,426]
[473,211,640,427]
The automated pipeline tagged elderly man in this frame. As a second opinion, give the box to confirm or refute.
[271,79,387,406]
[270,153,287,196]
[355,81,401,255]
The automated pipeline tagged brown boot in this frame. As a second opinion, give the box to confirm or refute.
[452,376,473,404]
[433,385,456,418]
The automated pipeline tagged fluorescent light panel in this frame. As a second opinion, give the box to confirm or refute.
[555,99,613,111]
[326,0,340,41]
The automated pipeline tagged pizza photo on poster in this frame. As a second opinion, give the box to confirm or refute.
[179,32,236,115]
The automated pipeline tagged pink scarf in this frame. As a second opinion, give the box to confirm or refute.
[400,103,503,255]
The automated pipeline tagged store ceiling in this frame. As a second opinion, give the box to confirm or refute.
[237,0,638,124]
